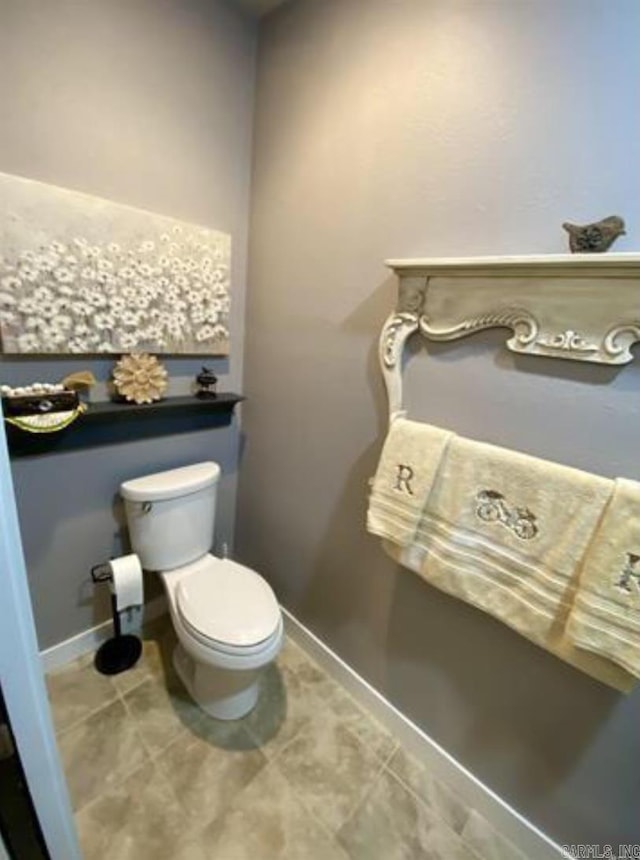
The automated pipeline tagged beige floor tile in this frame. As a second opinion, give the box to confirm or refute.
[198,763,350,860]
[46,653,118,733]
[322,678,397,762]
[75,761,186,860]
[388,746,470,834]
[275,710,385,834]
[156,717,267,830]
[122,674,201,755]
[112,622,178,695]
[338,767,438,860]
[461,809,528,860]
[57,699,148,812]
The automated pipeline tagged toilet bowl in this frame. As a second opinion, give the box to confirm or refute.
[120,462,283,720]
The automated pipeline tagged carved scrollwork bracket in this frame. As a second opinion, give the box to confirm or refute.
[379,254,640,420]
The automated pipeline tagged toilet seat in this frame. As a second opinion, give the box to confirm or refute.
[175,555,281,651]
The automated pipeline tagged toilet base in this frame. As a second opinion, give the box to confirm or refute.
[173,644,260,721]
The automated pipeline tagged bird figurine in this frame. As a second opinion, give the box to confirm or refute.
[562,215,626,253]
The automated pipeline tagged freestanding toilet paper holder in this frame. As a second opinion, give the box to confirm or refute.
[91,562,142,675]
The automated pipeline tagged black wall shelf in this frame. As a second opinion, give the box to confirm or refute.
[6,393,244,457]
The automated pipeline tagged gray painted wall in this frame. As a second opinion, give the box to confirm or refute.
[237,0,640,848]
[0,0,257,647]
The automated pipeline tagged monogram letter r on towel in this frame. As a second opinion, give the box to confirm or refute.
[395,464,415,495]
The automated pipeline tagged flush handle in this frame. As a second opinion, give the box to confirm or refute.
[141,502,153,514]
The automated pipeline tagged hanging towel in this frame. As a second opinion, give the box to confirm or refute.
[375,429,638,690]
[366,417,453,547]
[566,479,640,679]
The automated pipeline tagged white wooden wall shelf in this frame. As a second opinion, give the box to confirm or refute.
[380,253,640,419]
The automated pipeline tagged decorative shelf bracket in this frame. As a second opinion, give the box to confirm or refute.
[380,253,640,420]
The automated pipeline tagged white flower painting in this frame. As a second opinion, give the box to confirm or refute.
[0,172,231,355]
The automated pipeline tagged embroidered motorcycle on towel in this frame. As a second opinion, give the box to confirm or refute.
[475,490,538,541]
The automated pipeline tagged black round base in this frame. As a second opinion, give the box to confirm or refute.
[94,635,142,676]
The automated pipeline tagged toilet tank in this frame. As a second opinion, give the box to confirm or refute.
[120,462,221,572]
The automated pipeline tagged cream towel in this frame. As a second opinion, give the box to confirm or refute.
[366,417,453,547]
[566,479,640,679]
[380,433,637,691]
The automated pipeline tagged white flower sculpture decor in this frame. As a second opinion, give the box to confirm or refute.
[112,353,168,405]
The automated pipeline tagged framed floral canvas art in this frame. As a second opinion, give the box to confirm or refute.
[0,172,231,355]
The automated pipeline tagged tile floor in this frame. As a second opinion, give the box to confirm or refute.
[46,620,528,860]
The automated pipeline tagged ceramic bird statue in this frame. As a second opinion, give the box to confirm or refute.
[562,215,626,253]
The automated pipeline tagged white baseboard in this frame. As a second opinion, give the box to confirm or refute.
[282,607,564,860]
[40,596,167,673]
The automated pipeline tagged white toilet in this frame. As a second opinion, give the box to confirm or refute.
[120,461,283,720]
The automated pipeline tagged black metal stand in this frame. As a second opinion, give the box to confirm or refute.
[91,564,142,676]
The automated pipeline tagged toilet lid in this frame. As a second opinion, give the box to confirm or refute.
[176,557,280,647]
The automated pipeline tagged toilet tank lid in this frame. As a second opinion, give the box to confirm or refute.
[120,462,221,502]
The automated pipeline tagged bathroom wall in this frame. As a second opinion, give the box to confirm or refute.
[238,0,640,849]
[0,0,257,647]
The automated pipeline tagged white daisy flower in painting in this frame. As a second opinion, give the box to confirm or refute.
[201,272,214,286]
[214,284,228,298]
[56,284,75,297]
[200,256,213,270]
[18,298,39,316]
[54,267,75,284]
[72,237,89,249]
[171,299,187,313]
[74,322,90,337]
[121,311,141,328]
[168,245,181,259]
[50,240,67,255]
[96,271,115,286]
[173,311,187,327]
[195,324,216,342]
[70,301,91,317]
[213,324,228,340]
[107,242,121,254]
[18,333,40,352]
[63,255,78,268]
[97,258,113,273]
[86,291,107,309]
[158,256,170,268]
[121,287,137,303]
[51,314,73,332]
[81,267,97,281]
[85,246,102,260]
[166,318,185,339]
[171,225,182,236]
[160,233,171,244]
[119,266,136,280]
[165,285,180,303]
[0,310,17,325]
[95,313,115,330]
[67,338,89,353]
[205,310,219,325]
[1,275,22,291]
[190,305,205,324]
[33,286,54,304]
[120,332,139,350]
[158,277,170,289]
[136,263,153,278]
[97,341,113,353]
[18,264,39,282]
[133,294,150,311]
[36,252,60,272]
[174,274,188,289]
[0,292,16,307]
[24,316,41,330]
[18,249,36,264]
[109,296,126,314]
[186,259,198,272]
[138,240,155,253]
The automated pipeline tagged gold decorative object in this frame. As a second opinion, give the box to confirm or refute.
[112,353,168,405]
[62,370,97,392]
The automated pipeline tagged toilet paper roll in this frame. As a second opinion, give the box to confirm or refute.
[108,554,143,612]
